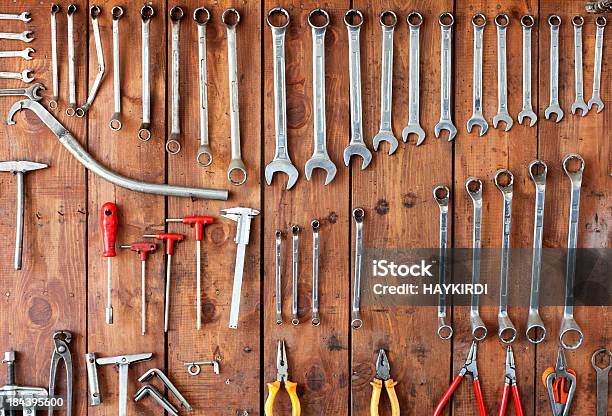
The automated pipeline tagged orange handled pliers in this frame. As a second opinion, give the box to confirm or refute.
[370,349,400,416]
[542,348,576,416]
[433,341,486,416]
[265,340,301,416]
[498,346,523,416]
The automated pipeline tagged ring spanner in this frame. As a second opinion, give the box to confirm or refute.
[50,4,59,109]
[195,7,212,166]
[592,348,611,416]
[351,208,364,329]
[291,225,300,325]
[138,5,154,141]
[66,4,77,116]
[311,219,321,326]
[434,185,453,340]
[167,6,183,154]
[109,6,123,131]
[76,6,104,117]
[275,230,283,325]
[466,178,487,341]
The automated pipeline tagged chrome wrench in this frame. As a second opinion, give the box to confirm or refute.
[109,6,123,131]
[66,4,77,116]
[0,31,33,42]
[545,16,564,122]
[195,7,212,166]
[592,349,612,416]
[588,17,606,112]
[275,230,282,325]
[518,15,537,126]
[0,48,34,60]
[138,5,154,141]
[467,14,488,136]
[466,178,487,341]
[0,83,44,100]
[351,208,364,330]
[402,12,425,145]
[291,225,300,325]
[0,69,34,83]
[434,13,457,141]
[311,219,320,326]
[493,14,513,131]
[50,4,59,109]
[434,185,453,340]
[167,6,183,154]
[571,15,589,116]
[0,12,31,22]
[76,5,104,117]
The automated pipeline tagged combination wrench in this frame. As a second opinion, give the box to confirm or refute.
[559,153,585,350]
[571,15,589,116]
[275,230,282,325]
[109,6,123,131]
[434,13,457,141]
[467,14,488,136]
[0,69,34,83]
[0,83,44,101]
[343,9,372,170]
[195,7,213,166]
[167,6,183,154]
[265,7,298,189]
[311,219,320,326]
[466,178,487,341]
[493,14,513,131]
[372,11,399,155]
[402,12,425,145]
[0,31,33,42]
[592,349,612,416]
[305,9,336,185]
[291,225,300,325]
[545,15,564,122]
[50,4,59,108]
[76,5,105,118]
[224,8,247,185]
[588,16,606,112]
[351,208,364,330]
[66,4,77,116]
[0,48,34,60]
[434,185,453,340]
[518,15,538,126]
[0,12,31,22]
[526,160,548,344]
[138,5,154,141]
[494,169,517,344]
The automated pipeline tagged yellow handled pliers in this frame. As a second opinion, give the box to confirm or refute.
[265,340,301,416]
[370,349,400,416]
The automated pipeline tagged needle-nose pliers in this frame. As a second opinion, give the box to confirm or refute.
[542,348,576,416]
[499,346,523,416]
[265,340,301,416]
[370,349,400,416]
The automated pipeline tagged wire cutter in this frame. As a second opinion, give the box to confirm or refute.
[542,348,576,416]
[48,330,73,416]
[370,349,400,416]
[433,341,486,416]
[499,346,523,416]
[265,340,301,416]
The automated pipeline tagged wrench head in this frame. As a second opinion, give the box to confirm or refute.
[587,97,604,113]
[23,47,34,60]
[466,116,489,136]
[343,144,372,170]
[227,158,248,186]
[265,159,299,190]
[544,104,564,122]
[26,83,44,101]
[304,156,337,185]
[434,121,457,141]
[196,145,213,167]
[0,160,48,173]
[401,124,426,146]
[372,130,399,155]
[571,100,589,116]
[21,69,34,83]
[20,31,34,43]
[517,109,538,127]
[492,113,514,131]
[19,12,32,22]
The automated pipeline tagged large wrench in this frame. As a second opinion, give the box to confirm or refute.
[291,225,300,325]
[0,12,31,22]
[167,6,183,154]
[0,31,33,42]
[0,69,34,83]
[305,9,336,185]
[571,15,589,116]
[434,185,453,340]
[0,83,44,101]
[66,4,77,116]
[76,5,104,118]
[466,178,487,341]
[592,349,612,416]
[0,48,34,60]
[467,14,488,136]
[351,208,364,330]
[493,14,513,131]
[343,9,372,170]
[402,12,425,145]
[518,15,537,126]
[265,7,298,189]
[545,15,564,122]
[372,11,399,155]
[138,5,154,141]
[588,16,606,112]
[274,230,283,325]
[434,13,457,141]
[224,8,247,186]
[109,6,123,131]
[194,7,212,166]
[494,169,517,344]
[559,153,585,350]
[311,219,320,326]
[50,4,59,109]
[526,160,548,344]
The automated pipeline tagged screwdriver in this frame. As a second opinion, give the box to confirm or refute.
[120,242,157,335]
[143,233,184,332]
[100,202,118,325]
[166,215,214,330]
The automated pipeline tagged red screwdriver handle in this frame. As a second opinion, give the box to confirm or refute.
[182,216,214,241]
[100,202,118,258]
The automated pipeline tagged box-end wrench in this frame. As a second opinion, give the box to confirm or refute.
[224,8,247,185]
[493,14,513,131]
[265,7,298,189]
[571,15,589,116]
[559,153,585,350]
[0,69,34,83]
[195,7,212,166]
[466,178,487,341]
[434,13,457,141]
[291,225,300,325]
[545,15,564,122]
[518,15,537,126]
[166,6,183,154]
[66,4,77,116]
[588,17,606,112]
[138,5,154,140]
[343,9,372,170]
[592,349,612,416]
[467,14,488,137]
[311,219,320,326]
[494,169,517,344]
[76,5,104,118]
[526,160,547,344]
[305,9,336,185]
[372,11,399,155]
[0,31,33,43]
[109,6,123,131]
[402,12,425,145]
[275,230,283,325]
[0,12,31,22]
[0,83,44,101]
[0,48,34,60]
[434,186,453,340]
[351,208,364,330]
[49,4,59,109]
[586,0,612,13]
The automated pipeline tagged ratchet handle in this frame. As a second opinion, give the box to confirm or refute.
[100,202,118,257]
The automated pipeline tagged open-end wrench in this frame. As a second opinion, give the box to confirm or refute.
[343,9,372,170]
[76,5,104,117]
[0,31,33,42]
[224,8,247,185]
[494,169,517,344]
[559,153,585,350]
[0,70,34,83]
[526,160,548,344]
[138,5,154,140]
[265,7,298,189]
[518,15,537,126]
[291,225,300,325]
[571,15,589,116]
[402,12,425,145]
[0,12,31,22]
[466,178,487,341]
[167,6,183,154]
[493,14,513,131]
[592,349,612,416]
[434,12,457,141]
[372,11,399,155]
[195,7,212,166]
[49,5,59,109]
[305,9,336,185]
[467,14,488,136]
[588,16,606,112]
[109,6,123,131]
[0,48,34,60]
[311,219,320,326]
[351,208,364,330]
[275,230,282,325]
[545,15,564,122]
[0,83,44,101]
[434,186,453,340]
[66,4,77,116]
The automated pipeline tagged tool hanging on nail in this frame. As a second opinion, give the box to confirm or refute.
[370,349,400,416]
[588,16,606,112]
[571,15,589,116]
[85,352,101,406]
[194,7,213,166]
[48,331,73,416]
[402,11,425,145]
[291,225,300,325]
[311,219,320,326]
[100,202,118,325]
[265,340,301,416]
[77,5,105,117]
[274,230,283,325]
[351,208,364,330]
[518,15,538,126]
[498,346,523,416]
[120,242,157,335]
[542,348,577,416]
[466,177,487,341]
[49,4,59,109]
[591,348,611,416]
[138,5,154,141]
[138,368,192,412]
[434,185,452,340]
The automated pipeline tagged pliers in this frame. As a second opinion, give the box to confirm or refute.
[433,341,486,416]
[265,340,301,416]
[498,346,523,416]
[370,349,400,416]
[48,330,73,416]
[542,348,576,416]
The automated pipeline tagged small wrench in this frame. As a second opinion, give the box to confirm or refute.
[0,12,31,22]
[195,7,213,166]
[109,6,123,131]
[434,185,453,340]
[167,6,183,154]
[0,48,34,60]
[50,4,59,109]
[66,4,77,116]
[402,12,425,145]
[311,219,320,326]
[434,12,457,141]
[466,178,487,341]
[592,349,611,416]
[571,15,589,116]
[291,225,300,325]
[467,14,488,136]
[545,15,564,122]
[518,15,538,126]
[588,16,606,112]
[493,14,513,131]
[0,69,34,83]
[351,208,364,330]
[275,230,283,325]
[343,9,372,170]
[0,83,44,101]
[0,31,33,43]
[76,5,105,117]
[138,5,154,140]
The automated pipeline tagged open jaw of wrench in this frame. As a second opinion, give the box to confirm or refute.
[571,15,589,116]
[592,349,612,416]
[493,14,514,131]
[167,6,183,154]
[518,15,538,126]
[305,9,337,185]
[466,178,487,341]
[351,208,364,329]
[559,154,585,350]
[311,219,320,326]
[76,6,105,118]
[0,12,31,22]
[467,14,488,136]
[588,16,606,112]
[545,15,564,122]
[0,69,34,83]
[50,4,59,108]
[138,5,154,140]
[402,12,425,145]
[109,6,123,131]
[0,31,33,42]
[434,13,457,141]
[265,7,298,189]
[494,169,517,344]
[0,47,34,60]
[66,4,77,116]
[291,225,300,325]
[526,160,548,344]
[195,7,213,166]
[434,186,453,340]
[0,83,44,101]
[275,230,283,325]
[372,11,399,155]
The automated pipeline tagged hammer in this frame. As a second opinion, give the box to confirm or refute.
[0,161,48,270]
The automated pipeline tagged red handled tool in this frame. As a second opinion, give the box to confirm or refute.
[120,242,157,335]
[100,202,118,324]
[499,346,523,416]
[542,348,576,416]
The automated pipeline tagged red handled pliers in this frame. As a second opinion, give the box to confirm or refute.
[498,346,523,416]
[433,341,486,416]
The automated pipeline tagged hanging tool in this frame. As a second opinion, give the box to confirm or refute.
[0,69,34,83]
[518,15,537,126]
[311,219,320,326]
[48,331,73,416]
[291,225,300,325]
[167,6,183,154]
[351,208,364,330]
[139,368,192,411]
[402,11,425,144]
[49,4,59,109]
[194,7,212,166]
[275,230,283,325]
[0,351,49,416]
[85,352,101,406]
[0,31,33,43]
[467,14,488,136]
[433,341,486,416]
[498,346,523,416]
[143,233,185,332]
[184,360,220,376]
[0,83,44,100]
[586,0,612,12]
[66,4,77,116]
[588,16,606,112]
[119,242,157,335]
[138,4,154,140]
[591,349,611,416]
[545,16,564,122]
[0,48,34,60]
[0,12,31,22]
[434,12,457,141]
[571,15,589,116]
[77,5,105,117]
[466,177,487,341]
[433,185,452,339]
[370,349,400,416]
[493,14,513,131]
[134,385,178,416]
[100,202,118,325]
[265,340,300,416]
[109,6,123,131]
[166,215,214,330]
[542,348,576,416]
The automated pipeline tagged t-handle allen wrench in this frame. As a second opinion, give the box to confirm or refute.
[351,208,364,330]
[466,178,487,341]
[120,242,157,335]
[434,185,453,340]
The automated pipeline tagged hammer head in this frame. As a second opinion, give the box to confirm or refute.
[0,160,48,173]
